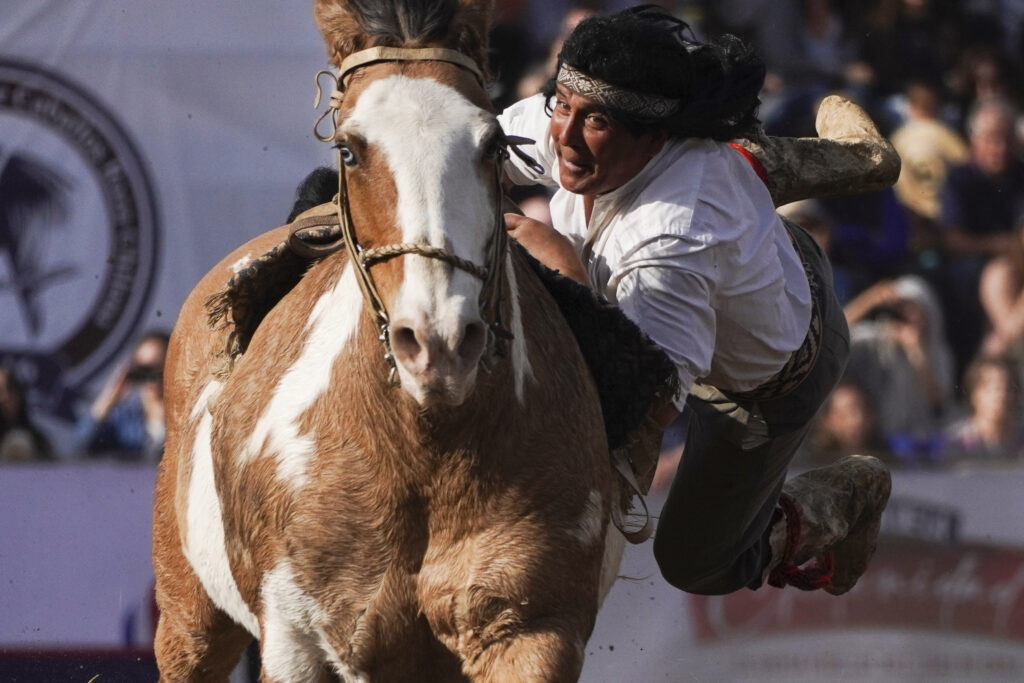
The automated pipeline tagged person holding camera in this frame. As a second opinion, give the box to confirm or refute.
[73,330,169,462]
[842,275,955,464]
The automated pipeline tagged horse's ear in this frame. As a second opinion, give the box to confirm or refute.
[313,0,371,68]
[451,0,494,74]
[313,0,495,74]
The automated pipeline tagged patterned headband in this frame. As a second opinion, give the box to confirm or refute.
[556,63,680,119]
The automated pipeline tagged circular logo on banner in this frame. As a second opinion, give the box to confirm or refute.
[0,58,160,421]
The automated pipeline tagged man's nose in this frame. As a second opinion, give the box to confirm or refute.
[556,113,583,147]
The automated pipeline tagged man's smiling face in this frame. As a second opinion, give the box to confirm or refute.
[549,84,665,197]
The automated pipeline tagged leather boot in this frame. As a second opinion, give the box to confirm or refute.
[739,95,901,208]
[766,454,892,595]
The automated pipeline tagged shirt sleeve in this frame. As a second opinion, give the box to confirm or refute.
[615,261,717,409]
[497,94,559,188]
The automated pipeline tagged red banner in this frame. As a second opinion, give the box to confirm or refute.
[691,537,1024,642]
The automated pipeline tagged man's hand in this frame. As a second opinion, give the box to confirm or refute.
[504,213,591,287]
[90,363,131,421]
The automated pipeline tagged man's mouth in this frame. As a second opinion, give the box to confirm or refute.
[560,156,589,174]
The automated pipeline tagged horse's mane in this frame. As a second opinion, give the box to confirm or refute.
[344,0,456,44]
[314,0,492,77]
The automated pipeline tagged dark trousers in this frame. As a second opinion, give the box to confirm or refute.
[652,223,850,595]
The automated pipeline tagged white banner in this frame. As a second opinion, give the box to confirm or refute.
[1,1,335,454]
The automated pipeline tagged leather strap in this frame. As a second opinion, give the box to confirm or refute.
[611,450,654,544]
[338,46,485,88]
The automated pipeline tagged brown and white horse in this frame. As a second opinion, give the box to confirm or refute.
[152,1,622,680]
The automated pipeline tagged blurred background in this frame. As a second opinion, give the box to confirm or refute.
[2,0,1024,680]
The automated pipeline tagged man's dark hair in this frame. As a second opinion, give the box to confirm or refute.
[541,5,765,140]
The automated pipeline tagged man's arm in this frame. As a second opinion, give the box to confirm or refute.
[943,227,1013,258]
[504,213,591,286]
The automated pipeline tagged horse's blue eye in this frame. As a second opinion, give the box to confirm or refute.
[339,145,357,166]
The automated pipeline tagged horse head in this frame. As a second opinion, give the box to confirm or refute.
[312,0,507,408]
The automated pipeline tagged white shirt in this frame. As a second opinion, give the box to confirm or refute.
[499,94,812,407]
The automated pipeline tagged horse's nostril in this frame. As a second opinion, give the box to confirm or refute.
[458,322,486,363]
[392,326,421,361]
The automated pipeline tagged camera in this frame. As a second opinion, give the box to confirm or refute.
[872,306,907,322]
[126,365,163,383]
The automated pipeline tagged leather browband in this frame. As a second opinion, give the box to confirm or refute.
[337,46,484,88]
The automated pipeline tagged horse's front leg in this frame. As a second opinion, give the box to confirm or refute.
[460,616,590,683]
[422,522,608,682]
[152,456,253,682]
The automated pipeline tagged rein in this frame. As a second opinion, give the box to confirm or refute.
[301,46,541,381]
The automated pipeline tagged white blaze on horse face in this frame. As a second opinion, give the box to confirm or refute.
[243,265,363,487]
[342,76,497,405]
[184,380,260,637]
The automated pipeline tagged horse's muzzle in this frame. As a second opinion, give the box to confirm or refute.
[390,316,487,406]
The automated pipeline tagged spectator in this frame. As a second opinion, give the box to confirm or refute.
[0,366,53,462]
[938,97,1024,373]
[797,380,891,468]
[979,222,1024,375]
[73,330,169,463]
[488,0,540,111]
[859,0,962,107]
[843,274,954,460]
[889,81,969,267]
[948,46,1024,129]
[724,0,872,137]
[941,354,1024,466]
[820,187,913,296]
[514,4,597,102]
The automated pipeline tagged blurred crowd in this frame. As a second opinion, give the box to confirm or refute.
[490,0,1024,473]
[1,331,168,464]
[4,0,1024,470]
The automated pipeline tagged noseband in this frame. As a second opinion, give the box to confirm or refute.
[299,47,542,382]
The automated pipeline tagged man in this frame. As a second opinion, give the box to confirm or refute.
[74,330,169,462]
[890,82,969,228]
[941,101,1023,261]
[498,6,891,595]
[938,97,1024,372]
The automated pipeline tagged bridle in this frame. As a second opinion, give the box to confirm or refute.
[300,46,542,382]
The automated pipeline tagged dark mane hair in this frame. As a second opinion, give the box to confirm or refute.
[541,5,765,140]
[315,0,492,79]
[286,167,338,223]
[345,0,457,46]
